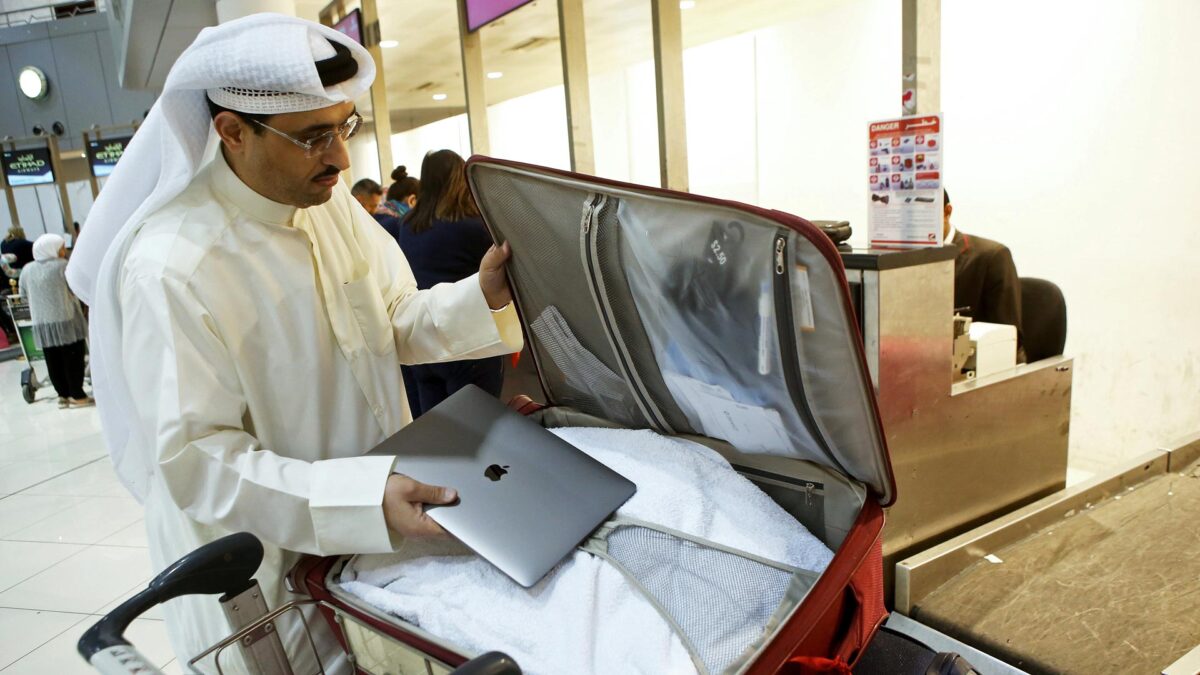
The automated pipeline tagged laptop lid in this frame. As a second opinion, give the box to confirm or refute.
[366,385,636,587]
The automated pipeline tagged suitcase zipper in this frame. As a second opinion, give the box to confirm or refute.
[580,194,672,432]
[773,233,848,475]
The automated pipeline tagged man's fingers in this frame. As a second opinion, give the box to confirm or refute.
[404,479,458,505]
[482,241,511,270]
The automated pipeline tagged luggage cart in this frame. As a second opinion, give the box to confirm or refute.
[5,294,46,403]
[78,532,521,675]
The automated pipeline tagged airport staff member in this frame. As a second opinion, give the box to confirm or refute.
[66,14,522,673]
[944,190,1025,360]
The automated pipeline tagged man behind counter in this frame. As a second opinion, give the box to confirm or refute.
[944,189,1025,361]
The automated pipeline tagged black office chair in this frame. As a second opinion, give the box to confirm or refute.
[1020,277,1067,362]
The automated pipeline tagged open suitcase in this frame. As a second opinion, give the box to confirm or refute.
[81,157,898,675]
[291,157,898,674]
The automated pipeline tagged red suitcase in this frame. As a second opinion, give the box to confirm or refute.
[292,157,897,675]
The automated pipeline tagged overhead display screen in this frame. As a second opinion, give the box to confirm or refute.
[86,136,132,178]
[2,147,54,186]
[465,0,533,32]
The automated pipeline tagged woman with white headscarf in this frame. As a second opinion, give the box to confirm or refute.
[19,233,92,407]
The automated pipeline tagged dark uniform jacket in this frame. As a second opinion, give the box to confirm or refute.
[951,229,1024,358]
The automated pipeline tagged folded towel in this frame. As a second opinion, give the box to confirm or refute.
[340,427,833,675]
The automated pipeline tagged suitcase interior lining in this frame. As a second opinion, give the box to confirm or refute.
[468,161,890,500]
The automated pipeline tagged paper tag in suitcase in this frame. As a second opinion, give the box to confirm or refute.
[466,158,895,504]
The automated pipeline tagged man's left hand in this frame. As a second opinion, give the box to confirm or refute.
[479,241,513,310]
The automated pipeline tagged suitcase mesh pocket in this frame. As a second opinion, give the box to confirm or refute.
[605,525,796,675]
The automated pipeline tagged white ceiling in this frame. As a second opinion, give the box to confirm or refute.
[294,0,816,132]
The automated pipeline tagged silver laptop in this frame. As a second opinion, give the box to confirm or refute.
[366,385,636,587]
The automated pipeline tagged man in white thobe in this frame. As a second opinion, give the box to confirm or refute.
[67,14,521,673]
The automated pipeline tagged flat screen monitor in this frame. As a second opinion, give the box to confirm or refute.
[86,135,132,178]
[2,147,54,186]
[333,8,362,45]
[465,0,533,32]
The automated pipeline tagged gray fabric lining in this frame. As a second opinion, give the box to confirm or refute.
[581,193,674,433]
[582,517,819,675]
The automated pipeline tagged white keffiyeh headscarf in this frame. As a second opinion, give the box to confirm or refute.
[66,13,375,501]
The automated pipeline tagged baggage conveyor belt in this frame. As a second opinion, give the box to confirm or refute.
[907,457,1200,675]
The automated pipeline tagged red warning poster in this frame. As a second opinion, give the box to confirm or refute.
[867,114,943,248]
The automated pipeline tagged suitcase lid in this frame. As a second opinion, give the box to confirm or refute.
[467,157,896,505]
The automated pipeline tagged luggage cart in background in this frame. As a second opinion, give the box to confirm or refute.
[5,294,46,404]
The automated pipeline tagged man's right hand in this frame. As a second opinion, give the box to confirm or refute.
[382,474,458,538]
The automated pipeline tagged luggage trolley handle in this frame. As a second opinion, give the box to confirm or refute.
[79,532,265,675]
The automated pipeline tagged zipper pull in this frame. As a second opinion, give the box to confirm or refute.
[581,194,596,234]
[803,482,815,506]
[775,237,786,274]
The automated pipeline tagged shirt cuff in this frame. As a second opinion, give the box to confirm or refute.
[309,455,402,554]
[490,302,524,352]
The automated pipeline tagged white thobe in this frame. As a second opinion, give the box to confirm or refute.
[119,152,521,672]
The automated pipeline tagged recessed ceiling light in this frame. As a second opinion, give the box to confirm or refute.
[432,93,448,101]
[487,71,504,79]
[379,40,399,49]
[679,0,696,8]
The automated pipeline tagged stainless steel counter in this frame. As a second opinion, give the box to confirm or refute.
[841,247,1072,597]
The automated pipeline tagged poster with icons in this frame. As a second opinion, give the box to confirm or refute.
[867,114,943,248]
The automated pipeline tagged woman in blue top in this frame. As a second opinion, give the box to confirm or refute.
[374,165,420,242]
[398,150,503,416]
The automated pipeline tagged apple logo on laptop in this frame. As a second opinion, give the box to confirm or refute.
[484,464,510,482]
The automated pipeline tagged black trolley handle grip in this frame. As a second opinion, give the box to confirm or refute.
[79,532,264,671]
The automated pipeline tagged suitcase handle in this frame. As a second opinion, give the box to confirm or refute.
[78,532,263,663]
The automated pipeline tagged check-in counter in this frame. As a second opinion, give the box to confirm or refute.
[840,246,1073,596]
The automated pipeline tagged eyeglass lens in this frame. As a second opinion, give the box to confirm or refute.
[305,115,361,158]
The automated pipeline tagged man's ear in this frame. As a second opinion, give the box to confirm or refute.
[944,202,953,219]
[213,111,249,152]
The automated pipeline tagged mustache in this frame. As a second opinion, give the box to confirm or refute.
[314,166,340,180]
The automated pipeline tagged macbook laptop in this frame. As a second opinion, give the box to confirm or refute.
[366,385,636,587]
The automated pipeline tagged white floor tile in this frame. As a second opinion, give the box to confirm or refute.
[0,460,90,495]
[0,607,87,670]
[3,616,173,674]
[2,432,106,464]
[0,540,87,592]
[19,459,128,499]
[0,545,152,614]
[98,519,149,548]
[6,496,143,545]
[0,494,87,538]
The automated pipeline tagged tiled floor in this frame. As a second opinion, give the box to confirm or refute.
[0,359,179,673]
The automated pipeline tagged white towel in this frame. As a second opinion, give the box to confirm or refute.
[339,427,833,675]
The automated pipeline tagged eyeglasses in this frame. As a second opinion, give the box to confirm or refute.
[252,112,363,158]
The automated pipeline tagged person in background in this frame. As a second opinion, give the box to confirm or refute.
[351,177,383,214]
[399,150,504,416]
[944,189,1025,361]
[2,226,35,270]
[374,165,420,242]
[19,234,92,407]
